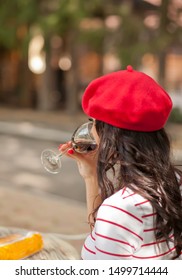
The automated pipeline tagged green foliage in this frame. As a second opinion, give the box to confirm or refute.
[0,0,39,49]
[115,0,182,68]
[168,107,182,124]
[79,29,106,53]
[0,0,181,66]
[117,13,149,68]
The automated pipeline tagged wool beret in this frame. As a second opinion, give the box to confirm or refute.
[82,65,172,131]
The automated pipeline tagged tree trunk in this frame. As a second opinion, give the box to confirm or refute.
[64,30,80,115]
[158,51,166,87]
[18,54,33,107]
[158,0,169,87]
[37,38,57,111]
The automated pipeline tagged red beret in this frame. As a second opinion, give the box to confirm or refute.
[82,65,172,131]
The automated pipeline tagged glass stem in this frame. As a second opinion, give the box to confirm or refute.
[55,148,70,160]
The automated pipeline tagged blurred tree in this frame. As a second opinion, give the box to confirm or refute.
[104,0,182,87]
[77,0,156,71]
[153,0,182,86]
[54,0,106,113]
[0,0,104,112]
[0,0,181,111]
[115,1,149,68]
[0,0,39,107]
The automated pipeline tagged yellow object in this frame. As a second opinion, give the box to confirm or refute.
[0,232,43,260]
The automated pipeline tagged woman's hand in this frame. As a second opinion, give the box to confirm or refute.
[59,141,101,226]
[59,141,98,179]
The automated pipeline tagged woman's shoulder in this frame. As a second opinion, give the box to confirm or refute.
[102,187,153,218]
[105,187,149,204]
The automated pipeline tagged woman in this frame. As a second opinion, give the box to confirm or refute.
[60,66,182,259]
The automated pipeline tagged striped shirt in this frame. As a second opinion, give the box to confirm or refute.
[81,187,182,260]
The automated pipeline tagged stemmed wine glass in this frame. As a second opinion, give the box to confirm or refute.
[41,121,97,174]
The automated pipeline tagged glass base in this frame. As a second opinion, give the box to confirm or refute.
[41,149,61,174]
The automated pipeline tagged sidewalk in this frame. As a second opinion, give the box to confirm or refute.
[0,185,88,257]
[0,106,182,149]
[0,107,182,257]
[0,107,89,257]
[0,107,88,137]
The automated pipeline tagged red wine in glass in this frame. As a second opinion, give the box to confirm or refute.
[41,121,97,174]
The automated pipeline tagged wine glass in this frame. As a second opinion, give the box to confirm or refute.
[41,121,97,174]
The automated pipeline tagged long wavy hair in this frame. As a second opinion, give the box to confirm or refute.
[94,120,182,259]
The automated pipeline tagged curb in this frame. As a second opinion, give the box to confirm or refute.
[0,121,71,143]
[0,121,182,161]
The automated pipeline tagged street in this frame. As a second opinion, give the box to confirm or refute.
[0,134,86,203]
[0,124,182,255]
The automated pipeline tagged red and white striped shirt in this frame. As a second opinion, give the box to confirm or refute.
[81,187,182,260]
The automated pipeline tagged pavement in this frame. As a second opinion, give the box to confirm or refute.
[0,106,182,258]
[0,107,89,257]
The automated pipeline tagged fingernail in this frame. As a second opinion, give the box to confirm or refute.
[67,149,74,155]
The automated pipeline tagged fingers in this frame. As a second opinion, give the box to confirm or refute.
[58,141,98,161]
[58,142,76,158]
[58,141,71,152]
[58,142,97,178]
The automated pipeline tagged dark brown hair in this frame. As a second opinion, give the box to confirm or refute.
[94,120,182,259]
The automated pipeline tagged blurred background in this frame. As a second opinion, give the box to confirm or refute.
[0,0,182,255]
